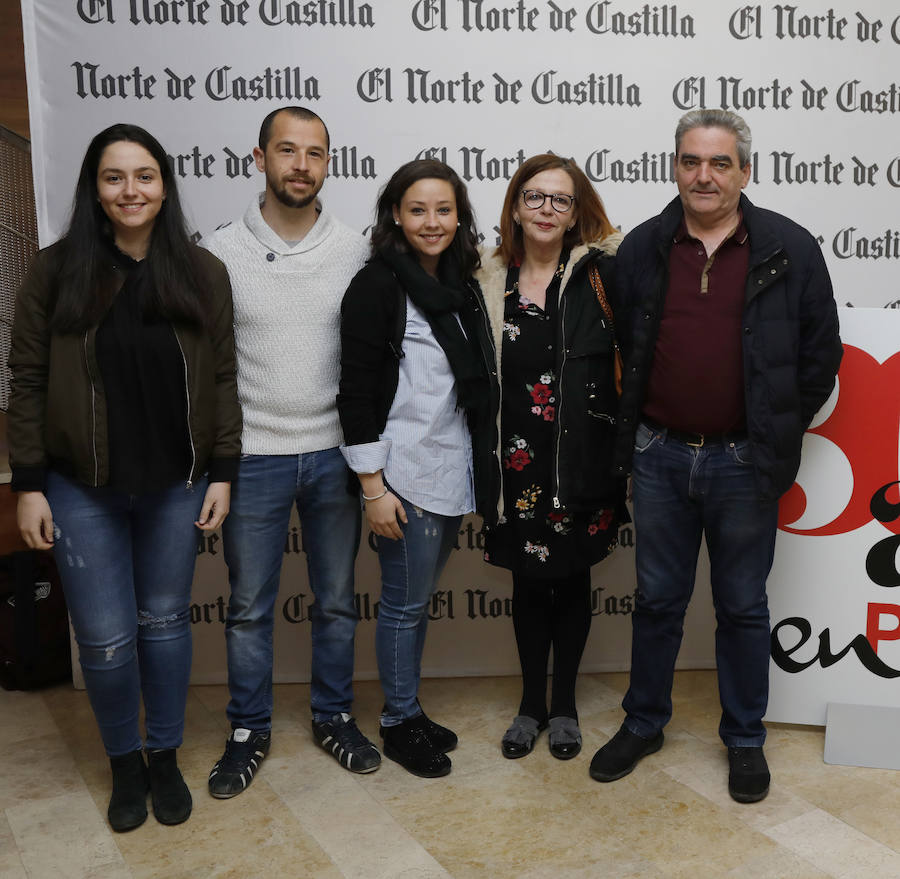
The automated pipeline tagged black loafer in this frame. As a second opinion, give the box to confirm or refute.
[728,746,770,803]
[589,724,664,782]
[548,716,582,760]
[501,715,547,759]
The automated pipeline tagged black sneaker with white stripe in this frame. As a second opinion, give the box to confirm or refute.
[208,728,271,798]
[312,713,381,773]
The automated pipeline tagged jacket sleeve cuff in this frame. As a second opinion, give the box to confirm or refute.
[207,457,238,483]
[10,466,47,493]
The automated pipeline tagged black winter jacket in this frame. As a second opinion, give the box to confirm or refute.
[337,254,501,524]
[477,236,624,520]
[613,194,843,501]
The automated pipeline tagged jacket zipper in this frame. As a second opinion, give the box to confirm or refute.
[83,332,100,486]
[469,281,505,521]
[173,329,196,489]
[553,279,569,510]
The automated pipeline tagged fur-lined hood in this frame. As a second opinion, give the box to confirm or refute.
[475,232,622,303]
[475,232,623,397]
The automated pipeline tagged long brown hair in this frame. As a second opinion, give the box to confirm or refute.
[496,154,616,266]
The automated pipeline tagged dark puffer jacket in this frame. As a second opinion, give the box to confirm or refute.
[613,193,842,501]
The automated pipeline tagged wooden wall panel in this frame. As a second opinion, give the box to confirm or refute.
[0,0,29,138]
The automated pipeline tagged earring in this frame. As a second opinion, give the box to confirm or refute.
[456,221,461,227]
[513,216,520,225]
[567,223,575,230]
[394,219,400,226]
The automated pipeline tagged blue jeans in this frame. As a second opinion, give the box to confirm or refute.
[622,423,778,747]
[222,449,361,728]
[376,497,460,727]
[46,470,206,757]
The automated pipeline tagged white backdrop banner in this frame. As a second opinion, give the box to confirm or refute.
[768,307,900,725]
[20,2,900,720]
[20,1,900,308]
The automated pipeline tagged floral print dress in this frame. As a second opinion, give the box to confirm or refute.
[484,260,618,578]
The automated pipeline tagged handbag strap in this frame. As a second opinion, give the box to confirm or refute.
[588,263,615,329]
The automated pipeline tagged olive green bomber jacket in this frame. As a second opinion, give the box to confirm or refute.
[7,243,242,492]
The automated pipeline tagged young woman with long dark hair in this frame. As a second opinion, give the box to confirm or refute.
[8,123,241,831]
[337,159,499,777]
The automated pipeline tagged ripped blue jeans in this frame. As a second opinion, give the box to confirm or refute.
[46,470,206,756]
[375,496,461,727]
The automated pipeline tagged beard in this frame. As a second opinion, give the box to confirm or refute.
[267,171,323,209]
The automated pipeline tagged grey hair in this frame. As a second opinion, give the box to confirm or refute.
[675,110,752,167]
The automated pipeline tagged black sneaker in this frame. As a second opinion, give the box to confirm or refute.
[312,713,381,774]
[382,714,451,778]
[589,724,664,782]
[728,746,770,803]
[208,728,271,798]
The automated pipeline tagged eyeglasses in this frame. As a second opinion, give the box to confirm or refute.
[521,189,576,213]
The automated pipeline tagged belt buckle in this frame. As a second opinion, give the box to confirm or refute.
[686,433,705,448]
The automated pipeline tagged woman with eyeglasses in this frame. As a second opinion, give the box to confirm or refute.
[475,154,626,761]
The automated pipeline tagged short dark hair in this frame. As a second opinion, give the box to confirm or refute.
[51,122,210,332]
[258,107,330,151]
[370,159,481,278]
[497,154,617,266]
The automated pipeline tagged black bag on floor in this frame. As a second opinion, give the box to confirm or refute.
[0,550,72,690]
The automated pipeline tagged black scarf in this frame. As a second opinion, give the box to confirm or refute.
[379,248,487,413]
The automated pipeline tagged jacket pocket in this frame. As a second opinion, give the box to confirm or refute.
[566,329,616,420]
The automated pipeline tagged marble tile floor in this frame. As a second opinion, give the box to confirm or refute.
[1,671,898,879]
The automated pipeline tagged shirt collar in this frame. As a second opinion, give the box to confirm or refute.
[673,212,748,247]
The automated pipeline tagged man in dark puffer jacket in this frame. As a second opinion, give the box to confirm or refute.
[589,110,842,803]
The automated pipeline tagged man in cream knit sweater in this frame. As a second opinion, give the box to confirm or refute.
[202,107,377,797]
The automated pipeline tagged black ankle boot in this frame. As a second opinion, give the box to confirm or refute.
[382,715,451,778]
[108,750,149,832]
[147,748,192,825]
[379,700,458,753]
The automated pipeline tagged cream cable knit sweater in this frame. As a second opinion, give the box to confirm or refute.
[202,195,369,454]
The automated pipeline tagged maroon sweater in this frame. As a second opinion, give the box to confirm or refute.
[643,217,749,434]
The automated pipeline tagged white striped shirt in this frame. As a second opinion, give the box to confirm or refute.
[342,297,475,517]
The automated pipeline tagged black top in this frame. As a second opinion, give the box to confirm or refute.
[95,244,191,493]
